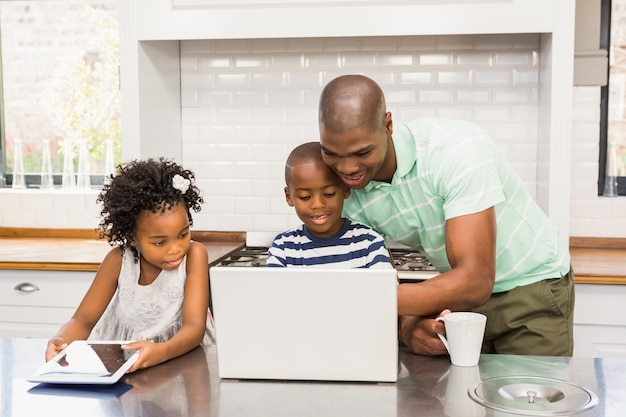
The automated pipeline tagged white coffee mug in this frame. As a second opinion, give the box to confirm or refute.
[435,312,486,367]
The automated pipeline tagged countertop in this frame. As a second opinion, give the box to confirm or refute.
[0,228,624,285]
[4,337,625,417]
[0,228,245,270]
[569,237,626,285]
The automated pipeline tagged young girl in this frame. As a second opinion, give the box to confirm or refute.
[46,158,209,373]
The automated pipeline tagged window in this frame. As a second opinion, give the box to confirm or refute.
[0,0,120,189]
[602,0,626,195]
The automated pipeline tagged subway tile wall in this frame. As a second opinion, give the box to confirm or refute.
[1,34,625,239]
[180,34,543,243]
[570,87,626,237]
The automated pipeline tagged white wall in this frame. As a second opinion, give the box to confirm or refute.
[0,34,623,240]
[570,87,626,237]
[180,35,543,241]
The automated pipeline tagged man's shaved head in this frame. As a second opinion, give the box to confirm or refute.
[318,74,387,133]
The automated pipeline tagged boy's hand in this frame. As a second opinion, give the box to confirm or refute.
[45,337,68,361]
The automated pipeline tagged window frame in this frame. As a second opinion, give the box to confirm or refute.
[0,31,5,188]
[600,0,626,195]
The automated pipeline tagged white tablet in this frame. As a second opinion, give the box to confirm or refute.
[28,340,140,385]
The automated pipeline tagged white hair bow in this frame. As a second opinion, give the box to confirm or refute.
[172,174,190,194]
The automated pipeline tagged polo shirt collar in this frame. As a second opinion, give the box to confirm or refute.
[361,121,415,191]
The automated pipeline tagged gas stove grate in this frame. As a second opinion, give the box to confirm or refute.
[217,246,436,272]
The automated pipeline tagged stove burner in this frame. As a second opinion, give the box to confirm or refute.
[231,246,270,256]
[217,246,269,267]
[389,249,437,272]
[219,258,265,267]
[227,256,257,263]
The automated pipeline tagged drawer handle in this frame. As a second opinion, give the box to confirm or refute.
[14,282,40,293]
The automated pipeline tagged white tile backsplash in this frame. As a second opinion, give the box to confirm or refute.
[181,35,542,243]
[2,35,624,240]
[0,189,100,229]
[569,87,626,238]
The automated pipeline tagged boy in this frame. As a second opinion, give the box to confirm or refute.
[267,141,392,268]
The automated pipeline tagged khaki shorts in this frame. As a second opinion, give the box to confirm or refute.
[473,269,575,356]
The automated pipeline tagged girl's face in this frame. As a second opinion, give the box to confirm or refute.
[285,160,350,238]
[133,201,191,273]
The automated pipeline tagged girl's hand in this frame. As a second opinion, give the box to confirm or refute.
[45,337,68,361]
[122,340,168,373]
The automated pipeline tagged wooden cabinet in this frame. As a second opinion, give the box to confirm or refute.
[0,270,92,338]
[0,229,244,339]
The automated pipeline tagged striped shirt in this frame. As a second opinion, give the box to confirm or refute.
[342,118,570,293]
[267,219,393,268]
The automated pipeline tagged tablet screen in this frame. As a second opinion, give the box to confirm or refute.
[55,343,132,376]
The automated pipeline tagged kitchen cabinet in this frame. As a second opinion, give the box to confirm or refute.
[0,228,245,339]
[0,270,93,338]
[130,0,570,41]
[573,284,626,358]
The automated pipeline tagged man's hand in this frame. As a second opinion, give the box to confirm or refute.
[398,311,450,356]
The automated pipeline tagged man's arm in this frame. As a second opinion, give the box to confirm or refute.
[397,206,496,316]
[397,207,496,355]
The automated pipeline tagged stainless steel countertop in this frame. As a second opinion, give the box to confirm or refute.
[3,337,625,417]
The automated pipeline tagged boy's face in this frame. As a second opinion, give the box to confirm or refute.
[285,160,350,238]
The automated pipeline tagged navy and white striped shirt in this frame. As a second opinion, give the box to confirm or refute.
[267,219,392,269]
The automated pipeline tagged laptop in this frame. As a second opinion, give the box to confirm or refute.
[209,266,399,382]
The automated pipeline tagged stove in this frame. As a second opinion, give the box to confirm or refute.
[216,246,438,281]
[389,249,439,281]
[216,246,269,267]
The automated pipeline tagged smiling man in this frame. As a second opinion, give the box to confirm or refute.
[318,74,574,357]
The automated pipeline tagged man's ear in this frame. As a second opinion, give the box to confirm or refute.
[385,111,393,135]
[284,186,295,207]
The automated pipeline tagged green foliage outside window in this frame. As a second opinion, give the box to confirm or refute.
[1,2,120,185]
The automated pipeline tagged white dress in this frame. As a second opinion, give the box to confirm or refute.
[91,250,190,343]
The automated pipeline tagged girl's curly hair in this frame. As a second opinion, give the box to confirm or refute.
[97,158,203,262]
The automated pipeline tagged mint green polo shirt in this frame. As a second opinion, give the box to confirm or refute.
[342,118,570,293]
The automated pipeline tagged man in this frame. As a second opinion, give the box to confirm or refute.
[318,74,574,356]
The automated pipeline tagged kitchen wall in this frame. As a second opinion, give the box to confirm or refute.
[180,34,544,245]
[1,38,623,240]
[172,34,626,243]
[0,0,624,242]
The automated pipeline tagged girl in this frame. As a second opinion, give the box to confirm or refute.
[46,158,209,373]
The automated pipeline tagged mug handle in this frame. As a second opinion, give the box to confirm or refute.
[435,317,450,353]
